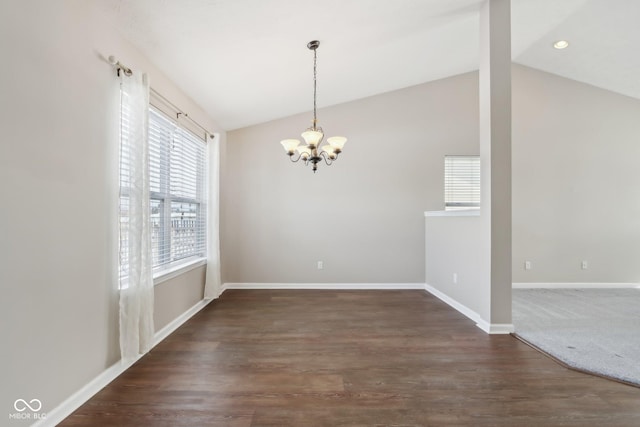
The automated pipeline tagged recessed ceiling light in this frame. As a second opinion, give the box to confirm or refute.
[553,40,569,49]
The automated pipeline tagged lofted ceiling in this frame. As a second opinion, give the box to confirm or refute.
[96,0,640,131]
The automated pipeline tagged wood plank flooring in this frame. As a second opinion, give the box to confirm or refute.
[60,290,640,426]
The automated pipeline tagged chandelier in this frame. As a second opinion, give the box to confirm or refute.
[280,40,347,173]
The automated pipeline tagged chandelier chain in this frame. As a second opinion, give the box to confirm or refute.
[313,47,317,128]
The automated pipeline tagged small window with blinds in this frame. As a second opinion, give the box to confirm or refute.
[444,155,480,210]
[119,106,207,282]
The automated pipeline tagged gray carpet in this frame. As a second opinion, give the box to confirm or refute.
[512,288,640,387]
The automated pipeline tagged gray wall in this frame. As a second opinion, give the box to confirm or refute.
[0,0,222,420]
[512,64,640,283]
[425,213,489,321]
[222,72,480,284]
[223,65,640,286]
[154,266,207,331]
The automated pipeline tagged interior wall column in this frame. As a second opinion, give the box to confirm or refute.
[479,0,513,332]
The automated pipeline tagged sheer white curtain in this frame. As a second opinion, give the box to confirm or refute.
[204,137,222,299]
[119,71,154,361]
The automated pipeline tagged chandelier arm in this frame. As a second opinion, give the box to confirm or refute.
[319,151,334,166]
[289,154,302,163]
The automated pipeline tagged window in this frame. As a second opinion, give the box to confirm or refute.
[148,108,207,274]
[119,105,207,283]
[444,155,480,210]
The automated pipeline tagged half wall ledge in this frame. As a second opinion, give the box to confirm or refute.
[424,210,480,217]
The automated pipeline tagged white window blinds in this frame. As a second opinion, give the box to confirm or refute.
[444,155,480,210]
[148,107,207,273]
[120,105,207,283]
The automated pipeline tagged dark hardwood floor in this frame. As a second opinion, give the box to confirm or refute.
[60,290,640,426]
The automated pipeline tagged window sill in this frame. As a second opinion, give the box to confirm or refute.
[153,258,207,286]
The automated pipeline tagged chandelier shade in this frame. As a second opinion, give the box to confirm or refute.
[279,40,346,173]
[321,145,337,159]
[296,145,312,160]
[280,139,301,154]
[301,130,324,147]
[327,136,347,151]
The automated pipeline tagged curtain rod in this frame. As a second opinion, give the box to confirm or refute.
[149,88,215,140]
[108,55,132,76]
[109,55,215,140]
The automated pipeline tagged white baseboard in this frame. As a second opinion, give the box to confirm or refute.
[152,298,213,345]
[476,320,515,334]
[35,298,214,427]
[424,284,513,335]
[31,357,137,427]
[513,282,640,289]
[424,284,482,324]
[223,282,426,291]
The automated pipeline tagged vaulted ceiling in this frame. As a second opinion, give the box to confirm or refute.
[96,0,640,130]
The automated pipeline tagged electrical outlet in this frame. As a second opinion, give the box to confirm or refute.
[581,260,588,270]
[524,261,531,270]
[317,261,323,270]
[453,273,458,284]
